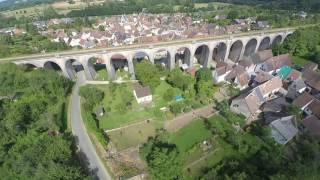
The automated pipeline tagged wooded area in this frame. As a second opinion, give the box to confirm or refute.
[0,63,89,179]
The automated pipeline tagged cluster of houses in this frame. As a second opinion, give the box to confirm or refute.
[0,13,270,49]
[40,13,259,49]
[222,49,320,145]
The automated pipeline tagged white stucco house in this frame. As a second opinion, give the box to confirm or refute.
[133,84,153,104]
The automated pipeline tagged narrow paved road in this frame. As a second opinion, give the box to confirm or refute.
[71,71,112,180]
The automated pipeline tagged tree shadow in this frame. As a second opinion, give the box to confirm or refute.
[74,135,101,180]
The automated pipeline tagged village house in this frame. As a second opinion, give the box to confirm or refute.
[301,115,320,137]
[253,70,274,85]
[256,21,269,29]
[286,78,307,100]
[238,59,255,76]
[133,83,153,104]
[293,92,320,118]
[256,54,292,74]
[269,115,298,145]
[304,62,318,71]
[302,68,320,95]
[213,62,233,83]
[225,65,250,90]
[230,76,283,119]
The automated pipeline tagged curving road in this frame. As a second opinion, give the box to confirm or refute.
[71,71,112,180]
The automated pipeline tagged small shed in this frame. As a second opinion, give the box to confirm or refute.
[133,83,153,104]
[95,107,105,117]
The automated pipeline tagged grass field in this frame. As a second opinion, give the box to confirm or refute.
[291,55,309,66]
[94,65,108,81]
[168,118,212,152]
[95,81,180,130]
[96,83,152,129]
[166,114,250,178]
[1,0,104,18]
[107,120,157,151]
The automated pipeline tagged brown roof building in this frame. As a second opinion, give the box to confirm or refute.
[250,49,273,64]
[262,54,292,72]
[302,115,320,137]
[304,62,318,71]
[254,70,273,84]
[292,92,315,109]
[285,69,301,82]
[302,68,320,92]
[133,83,153,104]
[230,76,283,119]
[257,76,283,97]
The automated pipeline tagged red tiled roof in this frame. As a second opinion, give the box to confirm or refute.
[286,69,301,82]
[264,54,292,71]
[254,70,273,83]
[258,76,283,96]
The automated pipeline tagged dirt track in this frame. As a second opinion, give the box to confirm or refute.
[164,105,216,133]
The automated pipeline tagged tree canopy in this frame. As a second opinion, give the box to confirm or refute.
[134,60,161,90]
[0,63,88,179]
[140,137,183,180]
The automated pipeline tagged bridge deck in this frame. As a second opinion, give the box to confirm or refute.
[0,27,294,62]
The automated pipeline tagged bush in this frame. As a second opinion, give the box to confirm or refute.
[79,86,104,110]
[170,102,185,115]
[163,88,175,101]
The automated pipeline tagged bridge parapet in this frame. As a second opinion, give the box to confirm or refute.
[11,28,294,80]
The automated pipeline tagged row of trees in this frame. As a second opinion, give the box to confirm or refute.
[79,85,108,147]
[213,0,320,12]
[139,108,320,179]
[0,28,70,58]
[134,60,217,115]
[0,63,89,178]
[201,132,320,179]
[272,26,320,66]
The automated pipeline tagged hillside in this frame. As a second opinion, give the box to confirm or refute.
[0,0,58,11]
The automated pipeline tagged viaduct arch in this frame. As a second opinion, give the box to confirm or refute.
[12,29,294,80]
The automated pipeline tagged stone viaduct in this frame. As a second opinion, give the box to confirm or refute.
[11,28,294,80]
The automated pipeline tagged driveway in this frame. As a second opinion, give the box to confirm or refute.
[71,71,112,180]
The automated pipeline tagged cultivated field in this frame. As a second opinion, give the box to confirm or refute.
[0,0,105,18]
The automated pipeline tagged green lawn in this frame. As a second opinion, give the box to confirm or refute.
[115,69,130,80]
[186,138,236,177]
[95,81,179,130]
[94,65,108,81]
[107,121,156,151]
[291,55,309,66]
[95,83,152,129]
[168,118,212,152]
[166,114,249,178]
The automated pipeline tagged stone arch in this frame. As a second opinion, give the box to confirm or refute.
[258,37,271,51]
[23,63,38,71]
[194,44,210,68]
[272,35,283,46]
[282,33,293,44]
[228,40,243,62]
[44,61,62,71]
[154,49,171,69]
[212,42,227,62]
[175,47,191,68]
[244,38,258,57]
[110,54,130,79]
[65,59,84,79]
[133,51,150,63]
[87,56,107,80]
